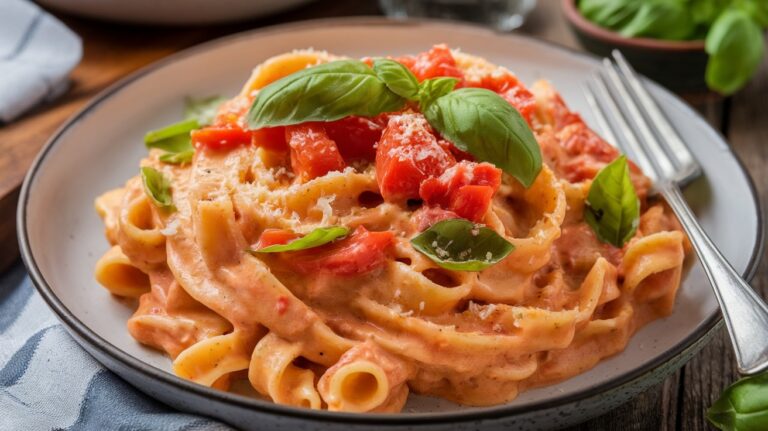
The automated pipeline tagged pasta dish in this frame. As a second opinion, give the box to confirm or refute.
[94,46,689,412]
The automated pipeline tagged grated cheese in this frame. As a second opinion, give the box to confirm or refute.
[160,218,180,236]
[315,194,336,225]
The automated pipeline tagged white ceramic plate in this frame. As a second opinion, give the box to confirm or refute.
[37,0,314,25]
[18,19,764,430]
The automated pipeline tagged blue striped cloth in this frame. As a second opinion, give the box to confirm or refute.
[0,0,82,122]
[0,262,234,430]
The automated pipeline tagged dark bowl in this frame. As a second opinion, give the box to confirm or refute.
[562,0,708,93]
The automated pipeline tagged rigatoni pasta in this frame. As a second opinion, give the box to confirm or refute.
[94,45,689,412]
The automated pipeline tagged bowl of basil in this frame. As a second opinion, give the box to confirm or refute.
[562,0,767,94]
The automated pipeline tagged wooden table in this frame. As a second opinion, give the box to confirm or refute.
[1,1,765,429]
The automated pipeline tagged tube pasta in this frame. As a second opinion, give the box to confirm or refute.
[249,333,322,409]
[94,245,150,298]
[94,47,689,412]
[318,341,410,412]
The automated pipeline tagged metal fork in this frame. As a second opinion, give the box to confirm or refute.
[583,50,768,375]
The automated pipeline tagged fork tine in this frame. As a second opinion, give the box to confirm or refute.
[611,50,700,178]
[586,73,658,182]
[599,58,677,181]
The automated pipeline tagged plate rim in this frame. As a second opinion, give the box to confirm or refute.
[16,16,766,424]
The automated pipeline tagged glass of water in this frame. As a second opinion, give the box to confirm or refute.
[379,0,537,32]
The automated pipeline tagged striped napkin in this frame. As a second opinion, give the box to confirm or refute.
[0,0,82,122]
[0,262,233,430]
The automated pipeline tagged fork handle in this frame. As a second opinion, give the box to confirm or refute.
[662,183,768,375]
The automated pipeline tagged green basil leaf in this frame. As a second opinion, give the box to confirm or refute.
[690,0,731,27]
[373,59,420,100]
[249,226,349,253]
[707,371,768,431]
[184,95,228,126]
[247,60,406,128]
[738,0,768,28]
[579,0,642,29]
[410,219,515,271]
[706,8,765,95]
[584,155,639,247]
[617,0,694,40]
[417,77,459,112]
[158,150,194,165]
[140,167,175,211]
[144,119,199,152]
[422,87,542,187]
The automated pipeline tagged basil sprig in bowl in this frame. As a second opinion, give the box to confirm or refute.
[562,0,766,94]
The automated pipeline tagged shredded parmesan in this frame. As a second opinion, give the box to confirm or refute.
[315,194,336,224]
[160,218,180,236]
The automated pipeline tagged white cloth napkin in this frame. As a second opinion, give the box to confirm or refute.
[0,0,82,122]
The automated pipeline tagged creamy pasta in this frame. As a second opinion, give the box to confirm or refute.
[94,46,689,412]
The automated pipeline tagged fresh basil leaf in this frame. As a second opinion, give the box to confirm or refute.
[249,226,349,253]
[706,8,765,95]
[144,119,199,152]
[247,60,406,128]
[738,0,768,28]
[584,155,639,247]
[422,87,542,187]
[140,167,175,211]
[417,77,459,112]
[707,371,768,431]
[184,95,227,126]
[411,219,514,271]
[690,0,730,27]
[373,59,420,100]
[158,150,194,165]
[579,0,642,29]
[617,0,694,40]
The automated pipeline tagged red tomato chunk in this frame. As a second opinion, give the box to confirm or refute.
[396,44,464,82]
[255,229,299,249]
[412,207,460,232]
[376,113,456,202]
[192,126,253,150]
[419,161,502,222]
[465,73,537,124]
[325,115,388,162]
[285,123,346,180]
[288,226,394,276]
[251,126,288,152]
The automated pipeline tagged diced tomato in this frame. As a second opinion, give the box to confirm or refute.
[192,126,253,150]
[251,127,288,152]
[548,91,584,130]
[396,44,463,82]
[419,161,502,222]
[412,207,459,232]
[255,229,298,249]
[436,139,475,162]
[288,226,394,276]
[556,123,620,183]
[450,185,495,223]
[324,115,388,162]
[465,72,536,124]
[375,113,456,202]
[285,123,346,180]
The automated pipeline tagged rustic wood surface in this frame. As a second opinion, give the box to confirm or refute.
[1,1,765,429]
